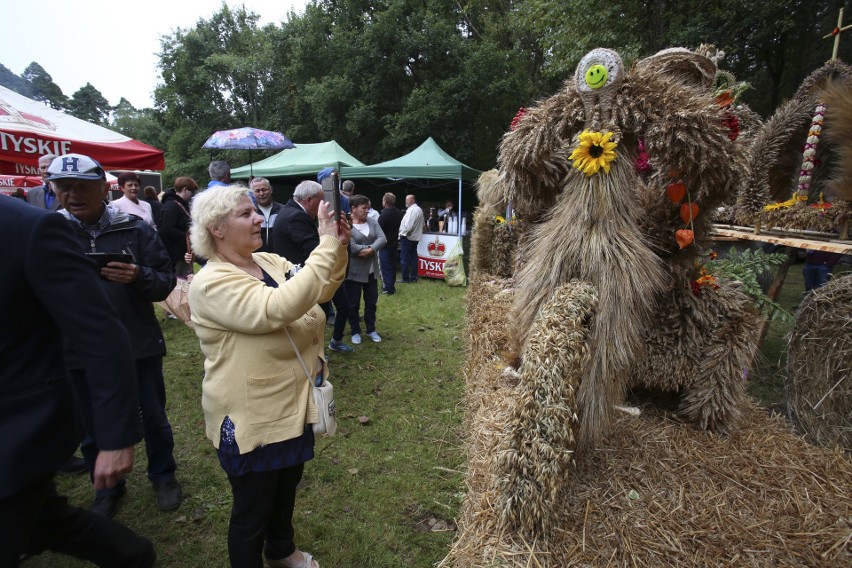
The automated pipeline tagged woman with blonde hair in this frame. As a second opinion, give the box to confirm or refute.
[188,184,349,568]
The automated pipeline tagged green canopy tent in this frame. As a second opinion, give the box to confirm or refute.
[340,137,481,237]
[231,140,365,179]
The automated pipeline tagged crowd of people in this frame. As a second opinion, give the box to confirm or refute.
[1,152,437,568]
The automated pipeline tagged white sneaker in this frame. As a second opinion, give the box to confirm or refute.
[351,334,362,345]
[367,331,382,343]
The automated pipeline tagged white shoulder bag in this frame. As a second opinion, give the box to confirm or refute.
[286,329,337,436]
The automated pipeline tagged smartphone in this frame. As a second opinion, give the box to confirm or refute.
[86,252,134,268]
[321,170,341,220]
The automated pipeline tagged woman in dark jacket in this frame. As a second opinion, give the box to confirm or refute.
[158,177,198,276]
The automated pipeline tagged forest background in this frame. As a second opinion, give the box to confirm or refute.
[2,0,850,184]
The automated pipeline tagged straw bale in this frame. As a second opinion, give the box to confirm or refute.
[443,279,852,567]
[787,273,852,452]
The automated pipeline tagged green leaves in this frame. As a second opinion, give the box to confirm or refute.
[708,247,793,323]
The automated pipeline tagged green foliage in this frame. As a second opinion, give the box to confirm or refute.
[110,98,167,151]
[708,247,792,322]
[66,83,111,125]
[155,5,275,182]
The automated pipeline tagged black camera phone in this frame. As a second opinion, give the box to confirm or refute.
[86,252,134,268]
[321,171,341,221]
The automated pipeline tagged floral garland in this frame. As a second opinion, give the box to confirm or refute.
[761,101,825,212]
[797,101,826,195]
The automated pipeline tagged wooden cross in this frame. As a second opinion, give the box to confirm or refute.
[823,7,852,62]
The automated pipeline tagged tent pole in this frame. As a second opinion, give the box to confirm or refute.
[457,178,463,237]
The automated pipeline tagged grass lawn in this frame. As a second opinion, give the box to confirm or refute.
[25,260,847,567]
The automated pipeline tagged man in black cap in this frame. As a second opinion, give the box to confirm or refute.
[48,153,183,518]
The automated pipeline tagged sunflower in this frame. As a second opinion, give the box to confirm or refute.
[569,130,618,176]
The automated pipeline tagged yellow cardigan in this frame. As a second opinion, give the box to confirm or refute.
[189,235,346,453]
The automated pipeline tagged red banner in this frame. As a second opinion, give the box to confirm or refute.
[0,174,42,188]
[417,233,461,280]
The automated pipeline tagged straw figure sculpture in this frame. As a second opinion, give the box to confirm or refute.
[473,47,763,537]
[736,60,852,235]
[787,273,852,452]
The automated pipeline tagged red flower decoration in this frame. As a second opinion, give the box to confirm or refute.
[510,107,527,131]
[690,281,702,296]
[722,113,739,141]
[634,138,651,174]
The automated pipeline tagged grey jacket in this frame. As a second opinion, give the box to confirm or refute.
[347,217,387,283]
[26,185,62,210]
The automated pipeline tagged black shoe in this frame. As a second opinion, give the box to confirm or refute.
[59,455,88,476]
[155,478,183,512]
[90,485,126,518]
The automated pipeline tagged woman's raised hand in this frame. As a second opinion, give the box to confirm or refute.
[317,200,351,245]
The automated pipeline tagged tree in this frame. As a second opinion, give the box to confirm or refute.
[67,83,111,124]
[111,97,166,150]
[21,62,67,110]
[155,4,275,181]
[0,63,31,96]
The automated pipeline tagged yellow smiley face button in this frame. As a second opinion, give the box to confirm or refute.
[585,65,608,89]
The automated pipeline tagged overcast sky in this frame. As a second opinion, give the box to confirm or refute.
[6,0,309,109]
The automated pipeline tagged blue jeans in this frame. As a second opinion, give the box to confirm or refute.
[379,244,398,293]
[346,275,378,336]
[803,263,832,292]
[400,237,418,282]
[75,356,177,495]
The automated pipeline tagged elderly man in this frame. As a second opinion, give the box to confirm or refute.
[207,160,231,189]
[250,176,283,253]
[273,181,354,354]
[0,194,155,567]
[398,194,424,283]
[111,172,156,227]
[26,154,61,210]
[48,153,183,518]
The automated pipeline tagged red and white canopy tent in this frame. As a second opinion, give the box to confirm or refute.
[0,85,164,176]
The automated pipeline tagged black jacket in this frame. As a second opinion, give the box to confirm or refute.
[158,192,192,265]
[379,206,403,248]
[255,200,283,254]
[143,196,163,227]
[0,198,142,499]
[60,206,175,363]
[271,199,319,265]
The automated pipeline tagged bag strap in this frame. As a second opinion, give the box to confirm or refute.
[285,328,313,384]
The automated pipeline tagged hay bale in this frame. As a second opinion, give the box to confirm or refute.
[442,278,852,568]
[787,273,852,452]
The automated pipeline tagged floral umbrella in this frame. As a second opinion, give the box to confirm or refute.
[202,127,295,176]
